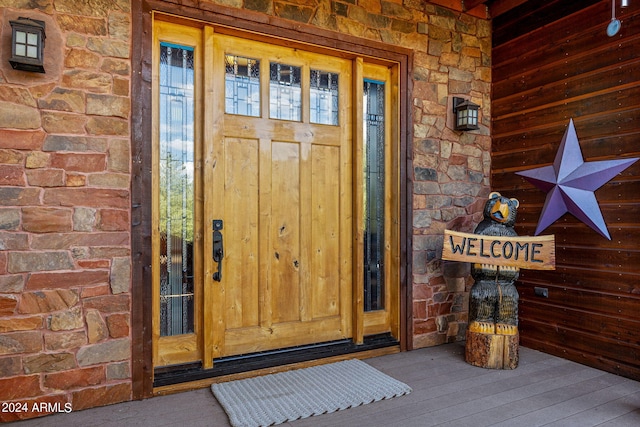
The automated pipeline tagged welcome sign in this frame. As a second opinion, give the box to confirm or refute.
[442,230,556,270]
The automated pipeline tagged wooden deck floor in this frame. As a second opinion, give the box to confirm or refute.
[15,342,640,426]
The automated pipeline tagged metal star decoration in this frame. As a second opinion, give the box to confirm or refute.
[516,119,638,240]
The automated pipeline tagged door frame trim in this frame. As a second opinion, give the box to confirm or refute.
[132,0,413,399]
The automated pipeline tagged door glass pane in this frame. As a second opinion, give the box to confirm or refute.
[310,70,339,125]
[363,80,385,312]
[159,43,195,336]
[269,62,301,121]
[225,55,260,117]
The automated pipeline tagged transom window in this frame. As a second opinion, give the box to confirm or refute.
[224,58,340,126]
[225,55,261,117]
[310,69,339,125]
[269,62,302,121]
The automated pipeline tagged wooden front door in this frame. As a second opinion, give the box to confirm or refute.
[152,19,399,372]
[204,34,353,361]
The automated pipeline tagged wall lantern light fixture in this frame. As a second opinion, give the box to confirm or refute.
[9,17,46,73]
[453,96,480,131]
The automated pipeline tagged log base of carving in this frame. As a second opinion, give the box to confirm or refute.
[465,328,519,370]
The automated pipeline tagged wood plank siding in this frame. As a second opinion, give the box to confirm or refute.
[491,0,640,380]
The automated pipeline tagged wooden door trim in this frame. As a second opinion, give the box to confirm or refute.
[133,1,412,400]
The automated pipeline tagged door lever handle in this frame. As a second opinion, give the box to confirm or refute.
[212,220,223,282]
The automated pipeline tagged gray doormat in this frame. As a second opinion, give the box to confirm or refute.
[211,358,412,427]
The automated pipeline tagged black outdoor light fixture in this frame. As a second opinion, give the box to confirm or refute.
[9,17,46,73]
[453,97,480,131]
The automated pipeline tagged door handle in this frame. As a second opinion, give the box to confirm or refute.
[212,220,223,282]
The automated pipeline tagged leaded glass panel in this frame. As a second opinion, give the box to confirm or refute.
[225,55,261,117]
[159,43,195,336]
[363,80,386,312]
[269,62,301,121]
[310,70,339,125]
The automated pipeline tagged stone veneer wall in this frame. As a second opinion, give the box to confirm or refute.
[0,0,490,418]
[0,0,132,421]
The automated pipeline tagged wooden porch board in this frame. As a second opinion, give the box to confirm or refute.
[15,342,640,427]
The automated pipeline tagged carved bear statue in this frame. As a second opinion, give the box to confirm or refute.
[469,192,520,336]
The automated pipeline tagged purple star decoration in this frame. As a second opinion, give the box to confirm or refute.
[516,119,638,240]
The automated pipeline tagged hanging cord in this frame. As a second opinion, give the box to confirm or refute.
[612,0,616,21]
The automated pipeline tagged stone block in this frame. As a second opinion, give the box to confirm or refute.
[51,153,107,173]
[44,330,87,351]
[275,3,314,23]
[0,102,40,130]
[25,151,49,168]
[57,14,107,35]
[0,165,25,186]
[414,166,438,181]
[86,309,108,343]
[38,88,86,113]
[83,294,130,313]
[87,94,130,118]
[8,250,74,273]
[86,116,129,136]
[98,209,128,231]
[42,111,87,134]
[49,306,84,331]
[413,210,432,228]
[71,381,131,411]
[0,331,42,355]
[88,173,130,188]
[0,208,20,230]
[87,38,130,59]
[18,290,79,314]
[80,283,111,297]
[77,261,110,271]
[0,148,23,164]
[26,270,109,290]
[43,135,108,152]
[101,58,130,76]
[62,70,112,94]
[0,316,42,332]
[0,295,17,315]
[0,374,41,401]
[76,338,131,366]
[22,207,74,234]
[106,361,130,380]
[0,129,45,150]
[64,48,102,69]
[0,355,22,377]
[107,313,131,338]
[113,77,130,96]
[73,207,97,232]
[107,139,130,173]
[25,169,66,187]
[0,188,41,206]
[31,232,129,250]
[0,274,25,293]
[413,331,447,348]
[44,366,105,390]
[43,188,130,209]
[23,352,76,374]
[65,174,86,186]
[110,257,130,294]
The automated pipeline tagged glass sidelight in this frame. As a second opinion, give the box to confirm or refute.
[159,43,195,336]
[363,80,386,312]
